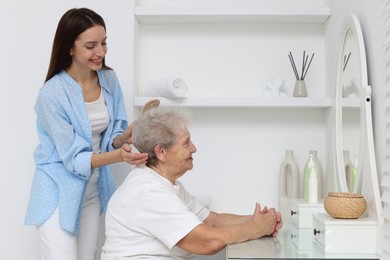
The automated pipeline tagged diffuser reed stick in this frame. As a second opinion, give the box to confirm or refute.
[288,51,300,80]
[343,52,351,72]
[288,51,315,80]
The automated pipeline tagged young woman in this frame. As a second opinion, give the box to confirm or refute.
[25,8,148,260]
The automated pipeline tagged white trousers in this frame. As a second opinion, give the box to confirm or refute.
[37,172,101,260]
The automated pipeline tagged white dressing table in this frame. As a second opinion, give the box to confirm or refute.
[226,223,380,259]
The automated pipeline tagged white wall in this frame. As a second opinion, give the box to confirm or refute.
[0,0,384,259]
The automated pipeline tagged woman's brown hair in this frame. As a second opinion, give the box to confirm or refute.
[45,8,111,82]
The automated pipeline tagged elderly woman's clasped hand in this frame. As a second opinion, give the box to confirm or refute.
[251,203,283,239]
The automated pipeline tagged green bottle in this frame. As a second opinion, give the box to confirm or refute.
[352,155,358,192]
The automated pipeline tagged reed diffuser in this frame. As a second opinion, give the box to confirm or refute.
[288,51,315,97]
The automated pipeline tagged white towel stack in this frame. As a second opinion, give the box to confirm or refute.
[143,77,188,98]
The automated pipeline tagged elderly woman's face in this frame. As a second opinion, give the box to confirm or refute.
[165,127,197,176]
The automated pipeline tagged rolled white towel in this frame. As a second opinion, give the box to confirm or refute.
[143,77,188,98]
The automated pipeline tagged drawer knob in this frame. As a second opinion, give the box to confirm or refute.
[313,228,321,236]
[290,210,297,216]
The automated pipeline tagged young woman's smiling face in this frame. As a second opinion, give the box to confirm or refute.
[70,25,107,72]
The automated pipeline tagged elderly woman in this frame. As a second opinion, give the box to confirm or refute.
[101,107,282,260]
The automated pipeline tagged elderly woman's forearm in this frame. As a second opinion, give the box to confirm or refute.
[176,220,267,255]
[204,211,252,227]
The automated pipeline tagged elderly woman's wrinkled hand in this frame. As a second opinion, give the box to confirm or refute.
[254,203,283,238]
[120,144,148,165]
[272,210,283,237]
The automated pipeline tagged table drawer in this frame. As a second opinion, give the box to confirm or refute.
[313,213,377,254]
[291,199,325,228]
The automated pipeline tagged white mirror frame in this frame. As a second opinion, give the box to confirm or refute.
[335,14,366,193]
[360,85,383,223]
[334,14,383,223]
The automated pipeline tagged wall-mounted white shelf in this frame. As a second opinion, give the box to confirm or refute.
[135,6,331,24]
[134,96,332,108]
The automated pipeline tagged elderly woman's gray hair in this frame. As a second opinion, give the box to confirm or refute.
[132,106,190,166]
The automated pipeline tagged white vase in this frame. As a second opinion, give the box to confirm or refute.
[279,150,299,218]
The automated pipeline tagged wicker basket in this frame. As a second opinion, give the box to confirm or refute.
[324,192,367,219]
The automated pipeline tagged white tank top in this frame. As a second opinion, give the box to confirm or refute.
[84,89,110,199]
[84,90,110,154]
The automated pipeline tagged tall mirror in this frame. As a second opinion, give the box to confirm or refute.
[335,14,365,194]
[334,14,382,222]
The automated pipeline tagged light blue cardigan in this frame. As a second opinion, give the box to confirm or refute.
[25,69,128,235]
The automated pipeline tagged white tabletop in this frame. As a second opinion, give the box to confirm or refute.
[226,226,380,259]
